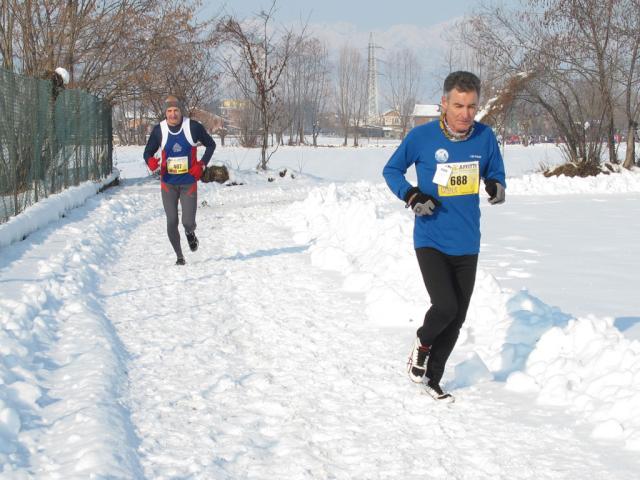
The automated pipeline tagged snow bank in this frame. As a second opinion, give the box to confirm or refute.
[283,182,572,370]
[284,182,424,326]
[0,170,120,249]
[0,190,146,476]
[285,181,640,450]
[507,167,640,195]
[508,316,640,450]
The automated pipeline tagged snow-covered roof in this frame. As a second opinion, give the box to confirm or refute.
[412,104,440,117]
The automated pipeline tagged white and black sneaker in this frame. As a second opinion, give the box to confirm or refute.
[424,380,455,403]
[407,338,430,383]
[186,232,199,252]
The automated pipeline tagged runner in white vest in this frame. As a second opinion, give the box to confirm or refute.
[143,95,216,265]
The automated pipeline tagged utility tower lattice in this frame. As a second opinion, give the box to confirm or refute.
[367,32,380,125]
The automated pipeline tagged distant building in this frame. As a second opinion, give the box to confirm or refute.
[191,108,224,134]
[113,106,155,144]
[219,99,250,133]
[412,104,441,127]
[380,109,402,138]
[381,109,401,127]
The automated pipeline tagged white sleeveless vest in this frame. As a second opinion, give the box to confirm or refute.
[158,117,196,154]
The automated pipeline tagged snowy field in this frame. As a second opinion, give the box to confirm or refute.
[1,140,640,478]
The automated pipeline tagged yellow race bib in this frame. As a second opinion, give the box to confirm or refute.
[437,161,480,197]
[167,156,189,174]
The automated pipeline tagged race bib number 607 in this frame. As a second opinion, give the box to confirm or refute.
[167,156,189,174]
[437,161,480,197]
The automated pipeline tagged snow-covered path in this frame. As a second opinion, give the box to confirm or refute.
[95,181,638,479]
[2,144,640,478]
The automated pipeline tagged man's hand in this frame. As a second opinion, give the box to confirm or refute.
[189,161,205,181]
[147,157,160,173]
[484,179,505,205]
[404,187,442,216]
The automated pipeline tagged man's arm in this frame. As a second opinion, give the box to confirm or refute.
[483,129,506,204]
[482,129,506,187]
[143,125,162,163]
[189,120,216,166]
[382,132,416,201]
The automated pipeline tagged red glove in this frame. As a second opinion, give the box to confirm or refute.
[147,157,160,172]
[189,161,205,181]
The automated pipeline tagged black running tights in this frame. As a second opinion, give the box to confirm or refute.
[415,247,478,385]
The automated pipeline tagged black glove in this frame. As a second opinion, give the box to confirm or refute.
[484,179,505,204]
[403,187,441,216]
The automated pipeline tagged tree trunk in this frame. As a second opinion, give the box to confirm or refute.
[259,99,269,169]
[260,132,268,170]
[607,116,617,164]
[400,121,408,140]
[623,122,636,169]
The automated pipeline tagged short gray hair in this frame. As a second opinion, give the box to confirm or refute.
[443,71,481,98]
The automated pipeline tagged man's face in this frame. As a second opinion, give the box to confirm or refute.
[166,106,182,127]
[441,88,478,134]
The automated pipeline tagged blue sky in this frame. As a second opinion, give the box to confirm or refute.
[205,0,483,102]
[210,0,478,30]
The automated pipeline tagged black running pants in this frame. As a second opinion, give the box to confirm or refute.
[415,247,478,385]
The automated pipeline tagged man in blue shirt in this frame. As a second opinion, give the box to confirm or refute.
[383,71,506,402]
[144,95,216,265]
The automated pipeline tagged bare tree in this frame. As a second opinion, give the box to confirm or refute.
[384,48,422,139]
[0,0,15,69]
[218,1,303,169]
[279,49,299,144]
[282,37,331,146]
[457,0,640,172]
[137,2,220,114]
[126,4,221,143]
[336,45,366,146]
[440,29,503,106]
[458,2,611,170]
[304,39,330,147]
[238,101,261,148]
[1,0,222,146]
[546,0,621,164]
[351,55,368,147]
[274,73,293,145]
[617,0,640,168]
[475,71,536,131]
[5,1,154,84]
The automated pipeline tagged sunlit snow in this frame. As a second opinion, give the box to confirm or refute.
[1,139,639,478]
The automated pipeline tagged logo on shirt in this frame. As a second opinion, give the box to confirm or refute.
[172,143,183,153]
[435,148,449,163]
[470,154,482,159]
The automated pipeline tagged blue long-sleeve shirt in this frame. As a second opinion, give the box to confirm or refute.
[382,120,506,255]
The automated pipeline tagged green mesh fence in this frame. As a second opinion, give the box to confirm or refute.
[0,67,113,223]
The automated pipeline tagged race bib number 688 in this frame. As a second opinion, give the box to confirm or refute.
[437,161,480,197]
